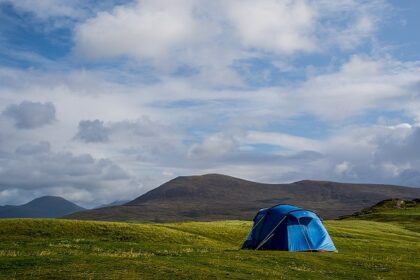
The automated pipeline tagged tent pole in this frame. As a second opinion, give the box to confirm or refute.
[255,216,286,250]
[249,214,266,233]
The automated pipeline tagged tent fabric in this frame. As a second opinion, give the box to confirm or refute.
[242,204,337,252]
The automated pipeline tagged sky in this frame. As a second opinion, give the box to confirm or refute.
[0,0,419,207]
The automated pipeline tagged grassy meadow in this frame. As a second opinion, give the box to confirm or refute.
[0,206,419,279]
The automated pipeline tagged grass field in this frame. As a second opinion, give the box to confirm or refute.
[0,206,419,279]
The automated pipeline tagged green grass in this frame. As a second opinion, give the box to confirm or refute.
[0,207,419,279]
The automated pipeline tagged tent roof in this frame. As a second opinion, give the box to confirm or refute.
[257,204,321,220]
[268,204,302,215]
[288,209,318,219]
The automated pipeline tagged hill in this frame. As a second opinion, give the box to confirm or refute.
[341,198,420,232]
[0,196,85,218]
[0,215,419,279]
[66,174,420,221]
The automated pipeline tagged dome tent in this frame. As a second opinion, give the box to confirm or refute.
[242,204,337,251]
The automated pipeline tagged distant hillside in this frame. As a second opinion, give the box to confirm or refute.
[65,174,420,221]
[0,196,85,218]
[95,200,130,209]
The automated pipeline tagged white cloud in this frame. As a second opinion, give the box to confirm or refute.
[226,0,316,54]
[334,161,353,175]
[74,0,201,60]
[298,55,420,120]
[73,0,385,69]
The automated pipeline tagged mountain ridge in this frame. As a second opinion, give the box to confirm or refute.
[65,174,420,221]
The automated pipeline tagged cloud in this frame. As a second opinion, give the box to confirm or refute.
[374,124,420,165]
[15,141,51,155]
[77,117,184,163]
[185,122,420,187]
[314,0,384,50]
[334,161,355,177]
[241,0,385,53]
[2,101,56,129]
[0,58,418,187]
[315,123,420,186]
[0,144,129,189]
[74,0,200,60]
[76,119,110,143]
[73,0,385,67]
[188,133,237,159]
[298,55,420,120]
[226,0,316,54]
[0,141,131,206]
[245,131,322,152]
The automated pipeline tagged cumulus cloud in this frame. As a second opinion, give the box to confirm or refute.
[74,0,200,60]
[2,101,56,129]
[73,0,384,66]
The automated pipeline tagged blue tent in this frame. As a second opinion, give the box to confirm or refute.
[242,204,337,251]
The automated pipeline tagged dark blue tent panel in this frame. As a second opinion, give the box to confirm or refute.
[242,204,337,252]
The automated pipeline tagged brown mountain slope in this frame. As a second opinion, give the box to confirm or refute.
[65,174,420,221]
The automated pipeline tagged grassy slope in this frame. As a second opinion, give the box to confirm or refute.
[0,208,419,279]
[342,199,420,232]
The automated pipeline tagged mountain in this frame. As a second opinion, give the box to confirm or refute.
[65,174,420,221]
[0,196,85,218]
[95,200,130,208]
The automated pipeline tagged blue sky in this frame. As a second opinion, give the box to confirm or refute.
[0,0,419,207]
